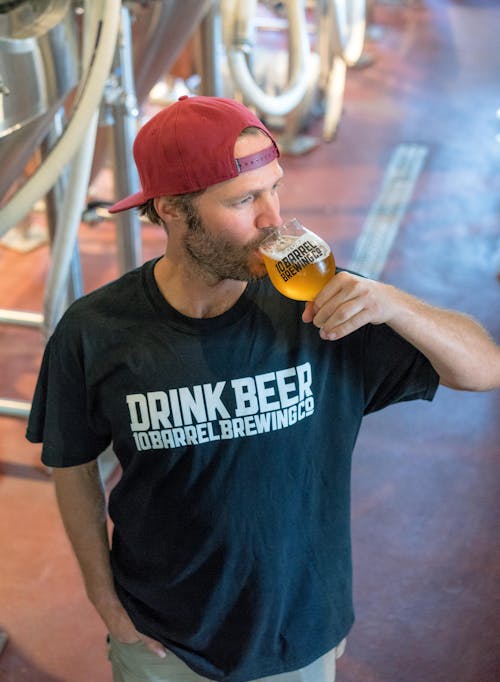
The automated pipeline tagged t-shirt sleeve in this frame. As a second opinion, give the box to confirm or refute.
[26,320,111,467]
[361,323,439,414]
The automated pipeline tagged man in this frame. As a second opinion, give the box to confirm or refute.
[27,96,500,682]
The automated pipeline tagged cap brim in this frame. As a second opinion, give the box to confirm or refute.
[107,190,146,214]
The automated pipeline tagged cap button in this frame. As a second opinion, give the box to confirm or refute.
[178,95,189,101]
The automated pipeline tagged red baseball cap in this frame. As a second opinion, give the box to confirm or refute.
[108,95,280,214]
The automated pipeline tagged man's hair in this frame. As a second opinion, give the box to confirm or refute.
[137,126,267,227]
[138,191,203,227]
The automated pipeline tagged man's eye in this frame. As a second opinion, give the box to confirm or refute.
[236,195,253,205]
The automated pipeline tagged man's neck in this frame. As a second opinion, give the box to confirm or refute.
[153,255,247,319]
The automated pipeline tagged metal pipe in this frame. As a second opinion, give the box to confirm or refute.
[199,3,225,97]
[0,309,43,328]
[109,5,142,273]
[0,399,31,419]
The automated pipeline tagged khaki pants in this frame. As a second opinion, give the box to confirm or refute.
[108,636,346,682]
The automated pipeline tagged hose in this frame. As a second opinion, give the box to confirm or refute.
[329,0,366,67]
[318,0,366,141]
[222,0,311,117]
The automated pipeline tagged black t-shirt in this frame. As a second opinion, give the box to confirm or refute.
[27,259,438,681]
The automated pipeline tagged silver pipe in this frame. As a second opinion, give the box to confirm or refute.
[0,309,43,328]
[0,399,31,419]
[110,5,142,273]
[199,3,225,97]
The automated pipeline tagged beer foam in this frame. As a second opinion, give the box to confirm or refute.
[262,233,330,260]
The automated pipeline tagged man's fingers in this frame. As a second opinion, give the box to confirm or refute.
[314,296,365,331]
[302,272,389,341]
[319,308,374,341]
[302,301,315,323]
[141,635,167,658]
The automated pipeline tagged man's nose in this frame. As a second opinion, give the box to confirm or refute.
[255,197,282,230]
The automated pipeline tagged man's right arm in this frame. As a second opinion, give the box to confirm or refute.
[52,460,166,657]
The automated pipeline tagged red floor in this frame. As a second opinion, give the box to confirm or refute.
[1,1,500,680]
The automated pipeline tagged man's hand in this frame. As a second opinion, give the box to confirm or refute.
[302,271,392,340]
[104,602,167,658]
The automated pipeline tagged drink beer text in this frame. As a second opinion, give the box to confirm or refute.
[259,219,335,301]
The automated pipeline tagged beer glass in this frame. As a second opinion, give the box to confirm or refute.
[259,218,336,300]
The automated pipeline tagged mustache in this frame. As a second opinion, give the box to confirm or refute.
[248,226,280,250]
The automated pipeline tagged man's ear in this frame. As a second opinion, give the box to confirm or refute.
[154,196,182,222]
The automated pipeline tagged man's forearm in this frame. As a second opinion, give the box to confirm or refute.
[304,272,500,391]
[53,462,166,658]
[52,461,126,624]
[52,460,167,655]
[384,286,500,391]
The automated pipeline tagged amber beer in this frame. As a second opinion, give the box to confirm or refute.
[260,220,335,301]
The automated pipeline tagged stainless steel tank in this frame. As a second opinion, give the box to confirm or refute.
[0,0,214,206]
[0,0,79,203]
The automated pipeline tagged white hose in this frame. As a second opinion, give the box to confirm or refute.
[0,0,121,237]
[323,54,346,141]
[229,0,258,47]
[223,0,311,117]
[43,111,99,335]
[330,0,366,67]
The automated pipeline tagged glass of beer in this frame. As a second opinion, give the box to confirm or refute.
[259,218,336,300]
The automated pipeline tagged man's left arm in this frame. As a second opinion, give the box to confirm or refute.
[303,271,500,391]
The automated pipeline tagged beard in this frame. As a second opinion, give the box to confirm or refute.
[182,211,275,283]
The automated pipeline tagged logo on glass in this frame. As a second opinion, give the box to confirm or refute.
[259,219,336,301]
